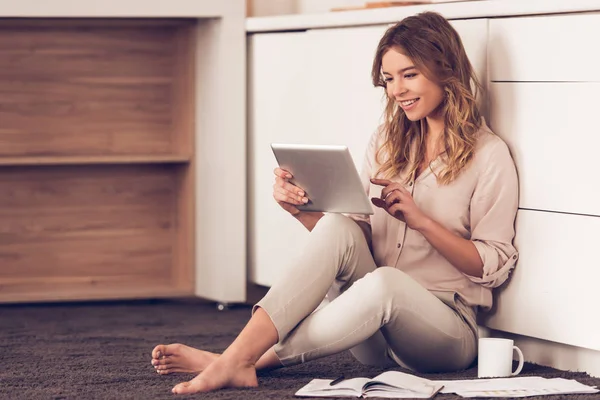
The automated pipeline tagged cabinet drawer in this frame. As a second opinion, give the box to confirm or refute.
[483,210,600,351]
[489,82,600,216]
[489,14,600,82]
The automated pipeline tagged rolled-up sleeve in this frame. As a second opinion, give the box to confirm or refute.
[467,140,519,288]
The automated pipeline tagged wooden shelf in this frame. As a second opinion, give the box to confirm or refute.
[0,19,197,303]
[0,163,196,303]
[0,154,192,166]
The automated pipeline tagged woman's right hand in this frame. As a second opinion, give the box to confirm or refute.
[273,167,309,216]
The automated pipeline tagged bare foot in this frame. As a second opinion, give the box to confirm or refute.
[151,343,219,375]
[171,354,258,394]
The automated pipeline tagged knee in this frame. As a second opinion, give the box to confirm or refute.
[312,214,364,244]
[362,267,409,289]
[354,267,411,308]
[315,213,358,233]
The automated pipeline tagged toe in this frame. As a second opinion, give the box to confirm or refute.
[152,344,166,359]
[172,378,208,394]
[158,367,187,375]
[172,381,191,394]
[154,357,171,366]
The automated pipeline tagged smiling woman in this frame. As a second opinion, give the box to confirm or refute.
[371,11,483,185]
[381,52,445,123]
[150,11,519,395]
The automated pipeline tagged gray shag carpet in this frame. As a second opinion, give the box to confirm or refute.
[1,299,598,400]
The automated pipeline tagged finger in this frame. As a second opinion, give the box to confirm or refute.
[370,178,392,187]
[274,177,306,197]
[371,197,387,209]
[394,184,411,196]
[274,187,308,205]
[274,191,303,206]
[274,167,292,179]
[384,191,402,208]
[388,203,406,220]
[380,184,403,201]
[274,181,306,203]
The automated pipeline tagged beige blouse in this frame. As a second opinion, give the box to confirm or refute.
[349,119,519,310]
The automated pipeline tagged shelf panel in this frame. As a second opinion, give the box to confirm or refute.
[0,154,191,166]
[0,163,194,302]
[0,20,195,157]
[0,279,193,303]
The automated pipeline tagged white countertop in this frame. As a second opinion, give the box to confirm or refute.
[247,0,600,32]
[0,0,243,18]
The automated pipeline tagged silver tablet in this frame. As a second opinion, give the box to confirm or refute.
[271,143,374,215]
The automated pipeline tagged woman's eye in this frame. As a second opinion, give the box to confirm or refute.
[384,77,393,83]
[404,73,417,79]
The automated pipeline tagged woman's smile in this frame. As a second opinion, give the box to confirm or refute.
[398,98,420,111]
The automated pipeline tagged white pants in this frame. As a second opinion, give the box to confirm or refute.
[254,214,478,373]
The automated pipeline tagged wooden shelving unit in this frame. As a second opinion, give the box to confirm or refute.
[0,18,197,302]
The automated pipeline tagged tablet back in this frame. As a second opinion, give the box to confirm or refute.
[271,143,374,215]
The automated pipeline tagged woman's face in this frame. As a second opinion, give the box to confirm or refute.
[381,48,444,122]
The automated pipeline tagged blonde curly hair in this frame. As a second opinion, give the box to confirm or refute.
[371,11,484,184]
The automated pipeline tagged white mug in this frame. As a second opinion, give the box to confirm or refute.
[478,338,524,378]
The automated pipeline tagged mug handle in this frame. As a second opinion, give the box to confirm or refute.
[512,346,524,376]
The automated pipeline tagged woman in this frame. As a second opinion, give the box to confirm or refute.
[151,11,519,394]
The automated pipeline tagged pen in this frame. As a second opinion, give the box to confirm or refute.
[330,375,345,386]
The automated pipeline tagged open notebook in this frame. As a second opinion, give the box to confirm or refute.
[296,372,599,398]
[295,371,444,398]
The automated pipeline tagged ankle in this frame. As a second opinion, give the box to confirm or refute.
[219,348,257,369]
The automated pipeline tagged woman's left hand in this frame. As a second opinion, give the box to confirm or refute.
[370,178,430,231]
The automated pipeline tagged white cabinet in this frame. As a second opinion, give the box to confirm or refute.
[248,26,386,287]
[490,82,600,216]
[303,25,390,163]
[484,13,600,359]
[246,6,600,377]
[248,19,489,287]
[248,32,312,287]
[483,209,600,351]
[489,13,600,82]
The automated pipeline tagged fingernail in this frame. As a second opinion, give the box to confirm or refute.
[298,191,304,196]
[287,174,292,178]
[302,197,308,203]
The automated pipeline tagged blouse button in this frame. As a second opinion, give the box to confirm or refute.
[409,181,413,186]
